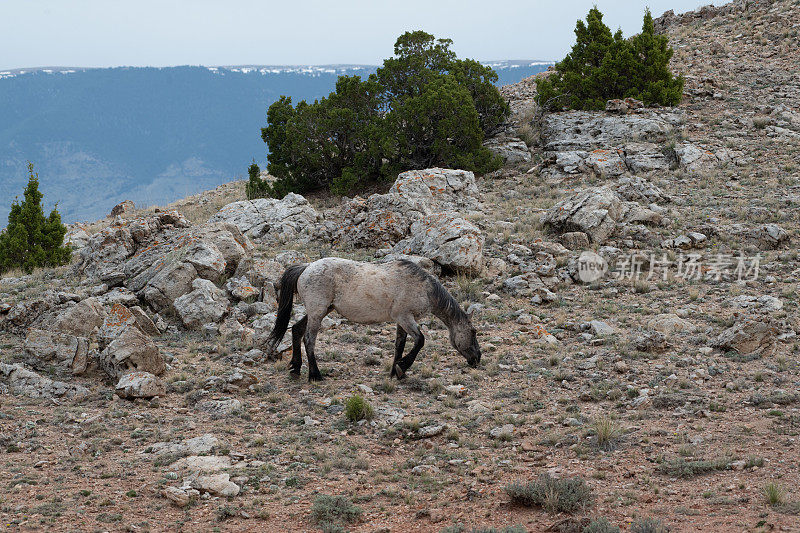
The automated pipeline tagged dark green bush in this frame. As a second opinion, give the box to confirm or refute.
[261,31,508,197]
[344,395,374,422]
[0,162,71,274]
[245,161,270,200]
[536,8,683,110]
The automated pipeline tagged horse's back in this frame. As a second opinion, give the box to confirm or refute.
[297,258,429,324]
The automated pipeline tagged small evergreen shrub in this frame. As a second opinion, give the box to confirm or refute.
[0,162,71,274]
[245,161,271,200]
[344,395,374,422]
[536,8,684,110]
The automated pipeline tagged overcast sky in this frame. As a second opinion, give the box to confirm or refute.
[3,0,721,70]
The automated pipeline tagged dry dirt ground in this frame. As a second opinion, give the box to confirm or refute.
[2,1,800,532]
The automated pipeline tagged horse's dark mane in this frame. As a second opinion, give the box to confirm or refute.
[396,260,467,324]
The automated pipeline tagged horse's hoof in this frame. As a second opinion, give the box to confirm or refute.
[308,372,324,382]
[289,368,301,378]
[392,364,406,380]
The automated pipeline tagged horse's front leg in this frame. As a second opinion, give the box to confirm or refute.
[393,317,424,379]
[390,325,407,378]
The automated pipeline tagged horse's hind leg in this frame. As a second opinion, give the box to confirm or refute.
[289,315,307,376]
[304,308,332,382]
[393,316,424,379]
[390,325,407,378]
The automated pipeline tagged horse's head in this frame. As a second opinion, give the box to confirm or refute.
[450,309,481,367]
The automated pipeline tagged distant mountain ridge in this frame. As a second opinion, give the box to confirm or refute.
[0,61,552,225]
[0,60,552,79]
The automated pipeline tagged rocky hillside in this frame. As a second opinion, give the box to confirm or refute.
[1,1,799,531]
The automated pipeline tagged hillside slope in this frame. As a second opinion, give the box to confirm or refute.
[0,2,798,532]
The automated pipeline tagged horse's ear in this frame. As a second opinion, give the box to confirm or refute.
[465,306,474,319]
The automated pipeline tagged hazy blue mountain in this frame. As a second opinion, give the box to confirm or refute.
[0,61,551,224]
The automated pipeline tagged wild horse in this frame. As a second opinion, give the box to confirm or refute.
[265,258,481,381]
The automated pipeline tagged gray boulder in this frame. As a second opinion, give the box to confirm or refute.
[24,328,90,375]
[52,297,107,337]
[334,168,480,248]
[0,362,89,400]
[209,193,320,243]
[392,213,484,274]
[190,473,240,497]
[541,183,666,244]
[484,137,531,163]
[542,109,684,152]
[97,305,164,379]
[713,320,777,357]
[541,186,622,244]
[174,279,229,329]
[648,314,696,335]
[115,371,167,399]
[74,211,252,314]
[99,325,164,379]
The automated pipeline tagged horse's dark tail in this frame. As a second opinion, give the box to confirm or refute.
[266,263,307,356]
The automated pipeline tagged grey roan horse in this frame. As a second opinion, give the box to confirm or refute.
[265,257,481,381]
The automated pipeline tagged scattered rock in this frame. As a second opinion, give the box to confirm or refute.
[209,193,320,243]
[24,328,90,375]
[190,473,240,497]
[174,279,229,329]
[648,314,696,335]
[0,362,89,400]
[730,295,783,312]
[115,371,166,399]
[197,398,242,417]
[713,320,777,357]
[418,425,445,438]
[489,424,515,438]
[484,136,532,163]
[110,200,136,217]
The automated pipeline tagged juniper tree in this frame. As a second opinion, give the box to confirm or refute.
[0,162,71,274]
[629,9,684,106]
[536,7,683,110]
[245,161,269,200]
[260,30,507,197]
